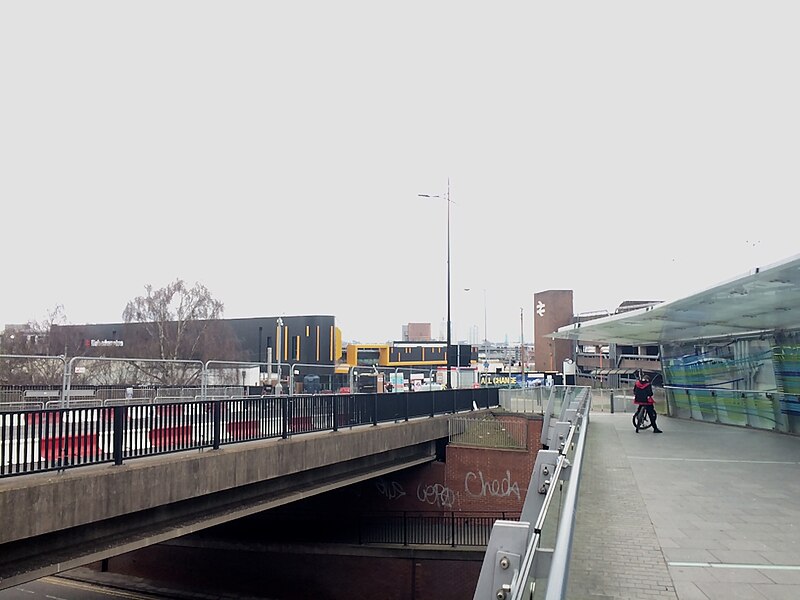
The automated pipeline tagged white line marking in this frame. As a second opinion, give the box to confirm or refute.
[46,577,162,599]
[669,561,800,571]
[632,457,800,464]
[46,595,67,600]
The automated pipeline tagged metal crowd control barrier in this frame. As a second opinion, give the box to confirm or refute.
[473,386,591,600]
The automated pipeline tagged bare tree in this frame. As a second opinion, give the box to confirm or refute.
[122,279,241,386]
[0,305,68,385]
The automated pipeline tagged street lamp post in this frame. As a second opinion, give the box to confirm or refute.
[419,180,453,389]
[520,307,525,387]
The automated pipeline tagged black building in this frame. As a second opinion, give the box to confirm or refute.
[50,315,340,367]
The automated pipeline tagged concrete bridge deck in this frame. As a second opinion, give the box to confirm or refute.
[567,412,800,600]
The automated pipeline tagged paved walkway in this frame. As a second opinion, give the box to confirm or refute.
[567,413,800,599]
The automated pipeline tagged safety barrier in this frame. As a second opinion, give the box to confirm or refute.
[1,354,484,411]
[250,510,521,547]
[665,385,799,433]
[0,386,499,478]
[473,386,591,600]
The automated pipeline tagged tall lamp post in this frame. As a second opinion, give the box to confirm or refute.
[419,180,453,389]
[520,307,525,387]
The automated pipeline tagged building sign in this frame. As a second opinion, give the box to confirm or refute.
[479,374,518,386]
[86,339,124,347]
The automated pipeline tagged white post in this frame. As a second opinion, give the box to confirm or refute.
[276,318,284,395]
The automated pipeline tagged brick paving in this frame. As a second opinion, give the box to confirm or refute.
[566,413,800,599]
[566,414,677,599]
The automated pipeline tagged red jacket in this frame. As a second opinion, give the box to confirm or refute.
[633,380,654,405]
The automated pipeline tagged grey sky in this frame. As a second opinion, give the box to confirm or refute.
[2,2,798,345]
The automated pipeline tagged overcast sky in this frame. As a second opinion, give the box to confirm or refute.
[2,2,798,345]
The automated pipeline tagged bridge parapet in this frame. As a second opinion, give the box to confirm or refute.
[473,386,591,600]
[0,387,500,591]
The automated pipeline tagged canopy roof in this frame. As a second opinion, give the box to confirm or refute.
[551,254,800,346]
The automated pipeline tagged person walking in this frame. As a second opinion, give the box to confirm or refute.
[633,374,662,433]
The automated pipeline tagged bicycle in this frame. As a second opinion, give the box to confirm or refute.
[632,404,653,432]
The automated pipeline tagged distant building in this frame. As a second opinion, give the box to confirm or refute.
[49,316,341,367]
[532,291,662,386]
[403,322,431,342]
[533,290,574,372]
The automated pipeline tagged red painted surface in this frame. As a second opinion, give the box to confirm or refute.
[27,412,60,427]
[227,420,260,438]
[40,434,100,461]
[291,416,313,432]
[156,405,185,418]
[149,426,193,448]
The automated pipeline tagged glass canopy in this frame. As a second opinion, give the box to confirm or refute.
[551,253,800,346]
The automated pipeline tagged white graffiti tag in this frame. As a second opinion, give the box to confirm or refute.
[375,478,406,500]
[416,483,455,508]
[465,470,521,500]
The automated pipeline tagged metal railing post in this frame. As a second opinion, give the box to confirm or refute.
[333,394,339,432]
[282,396,290,439]
[451,511,456,547]
[64,356,77,408]
[113,405,125,465]
[201,363,207,402]
[289,363,299,393]
[212,400,221,449]
[403,511,408,546]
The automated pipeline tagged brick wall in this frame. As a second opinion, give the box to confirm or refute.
[357,414,543,513]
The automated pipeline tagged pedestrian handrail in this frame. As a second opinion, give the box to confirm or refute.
[664,384,795,431]
[473,386,591,600]
[0,387,500,478]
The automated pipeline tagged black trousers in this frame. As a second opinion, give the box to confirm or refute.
[643,404,657,427]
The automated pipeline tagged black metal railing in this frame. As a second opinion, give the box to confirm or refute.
[241,510,520,547]
[358,511,520,547]
[0,388,499,478]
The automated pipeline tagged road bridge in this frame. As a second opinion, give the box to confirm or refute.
[0,388,498,591]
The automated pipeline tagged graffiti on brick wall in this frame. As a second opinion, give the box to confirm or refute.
[464,470,521,500]
[416,482,456,508]
[375,477,407,500]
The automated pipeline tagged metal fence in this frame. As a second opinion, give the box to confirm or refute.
[0,386,252,411]
[358,511,521,547]
[248,510,521,547]
[449,416,528,450]
[0,387,500,478]
[1,354,486,409]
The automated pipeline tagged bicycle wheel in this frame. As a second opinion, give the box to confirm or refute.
[633,406,652,430]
